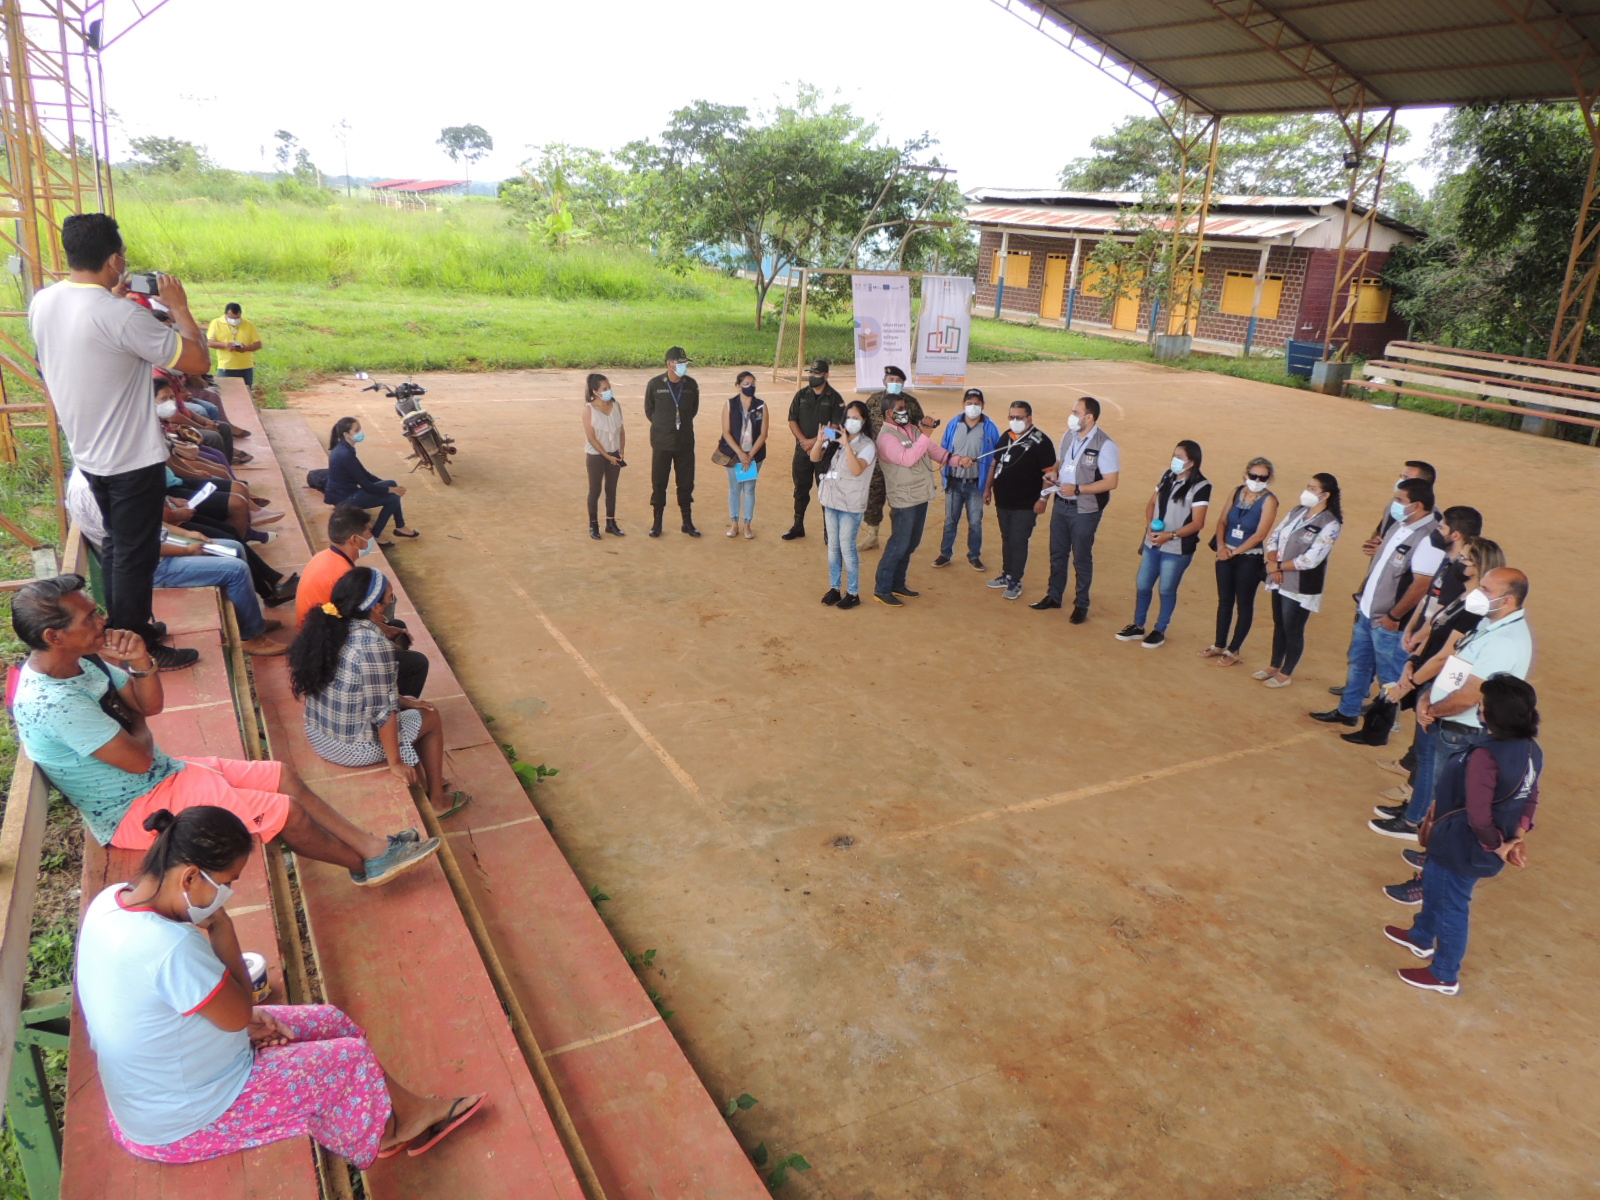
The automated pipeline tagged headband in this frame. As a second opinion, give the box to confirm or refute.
[360,570,388,615]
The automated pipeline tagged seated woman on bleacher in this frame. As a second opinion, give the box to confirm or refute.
[325,416,418,545]
[289,568,469,817]
[78,804,486,1165]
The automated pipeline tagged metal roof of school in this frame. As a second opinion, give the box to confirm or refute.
[965,190,1425,240]
[966,202,1327,241]
[991,0,1600,114]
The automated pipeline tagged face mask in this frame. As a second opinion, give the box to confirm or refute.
[1300,490,1320,509]
[964,404,982,420]
[355,536,374,558]
[1170,457,1187,474]
[155,398,178,419]
[886,381,903,395]
[184,869,233,925]
[673,362,688,378]
[1389,500,1408,522]
[599,389,614,402]
[844,417,863,434]
[1244,479,1267,494]
[351,431,365,443]
[892,410,910,425]
[226,317,241,328]
[1067,414,1083,432]
[1009,418,1026,434]
[809,375,825,388]
[1428,528,1450,551]
[741,384,755,396]
[1463,588,1499,617]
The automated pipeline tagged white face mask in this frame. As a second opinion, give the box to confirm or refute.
[184,869,233,925]
[1009,418,1026,434]
[1170,457,1187,474]
[1463,588,1501,617]
[844,417,863,434]
[1244,478,1268,494]
[355,536,374,558]
[964,404,982,420]
[155,398,178,419]
[1300,489,1320,509]
[226,317,241,328]
[1067,414,1083,432]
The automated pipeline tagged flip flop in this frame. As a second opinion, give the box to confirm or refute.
[405,1095,486,1157]
[376,1115,407,1158]
[437,791,472,818]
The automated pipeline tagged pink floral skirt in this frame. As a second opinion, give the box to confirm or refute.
[110,1004,391,1168]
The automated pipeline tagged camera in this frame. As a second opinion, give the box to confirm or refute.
[126,272,161,296]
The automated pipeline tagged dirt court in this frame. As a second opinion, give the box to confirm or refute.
[289,359,1599,1200]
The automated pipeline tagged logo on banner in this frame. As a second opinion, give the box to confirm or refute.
[926,316,962,355]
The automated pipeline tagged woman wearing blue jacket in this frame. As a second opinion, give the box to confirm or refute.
[325,417,417,545]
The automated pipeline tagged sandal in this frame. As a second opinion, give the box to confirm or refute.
[436,791,472,819]
[377,1114,407,1159]
[232,451,254,465]
[406,1095,486,1157]
[1216,651,1243,667]
[1198,646,1224,658]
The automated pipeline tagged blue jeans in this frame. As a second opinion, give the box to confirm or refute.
[1132,546,1195,632]
[824,507,865,593]
[219,367,255,389]
[726,466,757,522]
[187,398,221,421]
[939,478,983,560]
[1407,860,1478,983]
[876,502,929,597]
[1338,615,1409,717]
[1404,720,1490,825]
[153,540,263,639]
[344,485,404,537]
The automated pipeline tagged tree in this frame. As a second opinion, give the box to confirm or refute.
[128,135,213,173]
[1383,102,1597,362]
[437,124,493,190]
[273,129,297,174]
[500,143,640,248]
[1060,111,1411,196]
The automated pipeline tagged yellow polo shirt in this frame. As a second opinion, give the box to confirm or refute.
[207,316,260,370]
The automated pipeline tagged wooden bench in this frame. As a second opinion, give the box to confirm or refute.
[1346,340,1600,442]
[261,400,767,1199]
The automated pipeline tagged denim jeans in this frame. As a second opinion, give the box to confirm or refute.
[187,398,221,421]
[1404,720,1490,825]
[1337,614,1409,717]
[876,502,929,597]
[218,366,255,390]
[939,478,983,560]
[345,486,405,537]
[153,543,264,639]
[824,507,865,593]
[726,466,758,521]
[1407,860,1478,983]
[1132,546,1195,632]
[1045,502,1102,608]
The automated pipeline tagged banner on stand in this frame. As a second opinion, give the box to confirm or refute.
[914,275,975,388]
[851,275,913,393]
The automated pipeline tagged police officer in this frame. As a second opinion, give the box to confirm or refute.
[858,366,924,551]
[1031,395,1120,623]
[781,359,844,541]
[643,346,700,537]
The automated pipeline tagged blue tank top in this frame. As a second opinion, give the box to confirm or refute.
[1224,488,1272,549]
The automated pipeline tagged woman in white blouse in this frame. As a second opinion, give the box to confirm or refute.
[1258,472,1344,688]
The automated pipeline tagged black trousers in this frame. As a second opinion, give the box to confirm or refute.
[1045,501,1102,608]
[1270,590,1314,675]
[995,507,1039,584]
[1213,553,1267,653]
[650,443,695,510]
[792,445,823,524]
[86,461,168,646]
[395,638,429,698]
[586,454,621,522]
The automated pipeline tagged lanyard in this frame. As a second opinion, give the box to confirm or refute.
[664,378,683,430]
[1063,431,1091,474]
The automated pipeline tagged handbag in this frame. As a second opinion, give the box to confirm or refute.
[86,654,140,734]
[710,447,734,467]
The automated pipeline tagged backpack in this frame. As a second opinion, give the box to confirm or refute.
[306,467,329,495]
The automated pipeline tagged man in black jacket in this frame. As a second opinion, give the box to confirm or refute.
[643,346,701,537]
[781,359,845,541]
[985,402,1056,601]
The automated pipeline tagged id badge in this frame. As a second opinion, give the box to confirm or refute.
[1230,526,1245,541]
[1437,654,1473,695]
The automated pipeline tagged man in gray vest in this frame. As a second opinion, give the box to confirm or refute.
[1031,395,1120,623]
[1312,477,1443,727]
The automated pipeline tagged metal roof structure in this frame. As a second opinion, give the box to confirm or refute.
[990,0,1600,116]
[370,178,467,193]
[966,202,1327,242]
[967,189,1426,236]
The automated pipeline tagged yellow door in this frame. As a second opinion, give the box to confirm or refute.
[1167,270,1204,335]
[1041,255,1070,321]
[1113,289,1141,331]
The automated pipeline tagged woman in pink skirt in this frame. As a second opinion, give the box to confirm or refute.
[75,804,485,1165]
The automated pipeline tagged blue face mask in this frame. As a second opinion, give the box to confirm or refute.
[351,430,365,443]
[599,389,614,402]
[886,381,903,395]
[356,537,374,558]
[1389,500,1408,521]
[672,361,688,378]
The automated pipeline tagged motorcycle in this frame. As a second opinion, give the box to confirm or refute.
[354,372,458,484]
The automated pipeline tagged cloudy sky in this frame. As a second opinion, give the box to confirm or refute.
[100,0,1446,193]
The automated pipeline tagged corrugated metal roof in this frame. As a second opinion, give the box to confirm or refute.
[369,179,465,192]
[997,0,1600,114]
[966,203,1328,240]
[965,189,1426,237]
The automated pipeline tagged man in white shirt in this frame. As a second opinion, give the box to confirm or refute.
[28,214,212,670]
[1312,477,1442,727]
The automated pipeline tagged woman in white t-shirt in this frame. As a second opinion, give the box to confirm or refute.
[77,805,485,1166]
[810,400,877,609]
[583,372,627,539]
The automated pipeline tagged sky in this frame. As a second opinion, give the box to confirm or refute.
[98,0,1448,194]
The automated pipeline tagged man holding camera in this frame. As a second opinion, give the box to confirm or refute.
[29,213,212,670]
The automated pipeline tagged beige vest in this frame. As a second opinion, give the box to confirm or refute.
[879,427,941,508]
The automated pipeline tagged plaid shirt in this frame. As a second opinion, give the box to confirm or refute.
[303,621,399,746]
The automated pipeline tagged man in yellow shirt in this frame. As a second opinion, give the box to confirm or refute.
[206,302,262,390]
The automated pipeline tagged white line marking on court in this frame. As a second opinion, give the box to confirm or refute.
[542,1015,663,1058]
[886,730,1318,842]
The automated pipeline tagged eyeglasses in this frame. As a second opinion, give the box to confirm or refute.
[1247,473,1271,482]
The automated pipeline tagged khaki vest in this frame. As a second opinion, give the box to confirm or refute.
[818,435,875,513]
[880,427,941,508]
[1057,425,1113,514]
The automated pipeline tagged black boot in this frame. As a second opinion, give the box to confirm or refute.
[605,519,625,537]
[781,517,806,541]
[649,507,664,538]
[589,521,602,540]
[681,507,701,537]
[1340,697,1397,746]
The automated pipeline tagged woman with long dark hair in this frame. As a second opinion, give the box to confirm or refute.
[718,370,768,539]
[76,804,486,1165]
[1258,472,1344,687]
[290,568,468,818]
[811,398,877,609]
[1116,439,1212,649]
[582,373,626,539]
[324,417,416,545]
[1202,455,1279,666]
